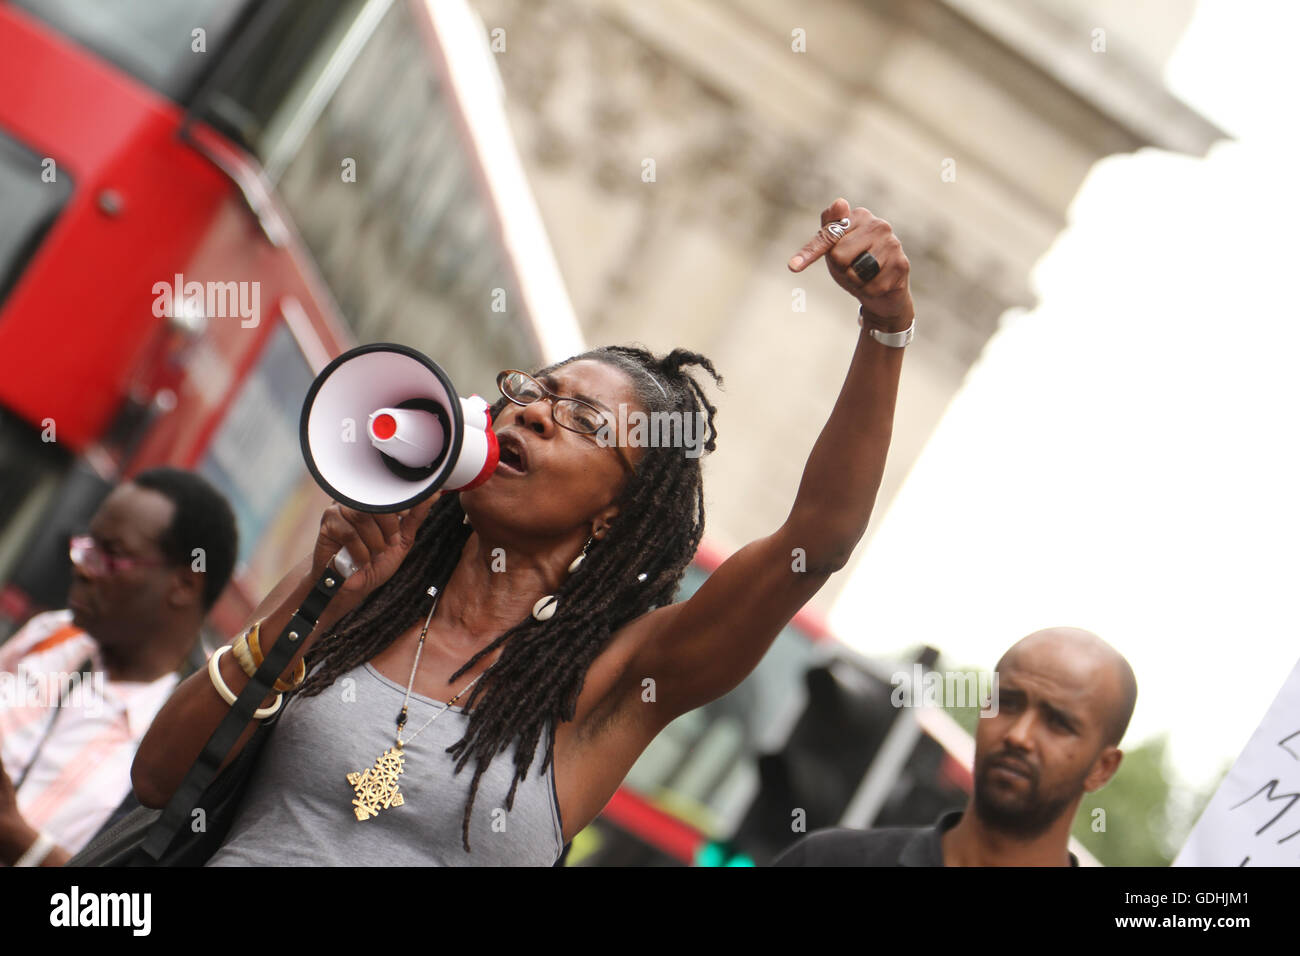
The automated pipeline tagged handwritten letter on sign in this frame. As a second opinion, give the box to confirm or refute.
[1175,658,1300,866]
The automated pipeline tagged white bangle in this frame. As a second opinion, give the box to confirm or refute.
[208,645,283,719]
[858,307,915,348]
[15,830,56,867]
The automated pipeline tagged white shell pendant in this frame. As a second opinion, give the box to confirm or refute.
[567,552,585,574]
[532,595,558,621]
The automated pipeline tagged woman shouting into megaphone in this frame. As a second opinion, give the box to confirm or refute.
[130,198,913,865]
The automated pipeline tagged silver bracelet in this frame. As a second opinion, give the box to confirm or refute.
[15,830,56,867]
[858,307,915,348]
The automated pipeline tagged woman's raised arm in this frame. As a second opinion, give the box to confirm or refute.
[620,198,912,718]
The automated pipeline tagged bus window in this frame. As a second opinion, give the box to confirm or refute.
[13,0,251,103]
[621,564,830,831]
[0,129,73,307]
[192,0,540,392]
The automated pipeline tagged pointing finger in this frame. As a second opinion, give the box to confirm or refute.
[789,198,852,271]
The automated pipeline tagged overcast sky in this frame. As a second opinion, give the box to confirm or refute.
[830,0,1300,790]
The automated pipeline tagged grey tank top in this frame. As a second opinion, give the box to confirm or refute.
[206,662,564,866]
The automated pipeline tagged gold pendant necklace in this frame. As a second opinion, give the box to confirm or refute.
[346,586,488,821]
[347,746,408,821]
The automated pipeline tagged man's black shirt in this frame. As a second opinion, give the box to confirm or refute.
[771,810,1080,866]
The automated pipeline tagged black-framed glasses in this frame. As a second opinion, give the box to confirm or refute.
[496,370,633,473]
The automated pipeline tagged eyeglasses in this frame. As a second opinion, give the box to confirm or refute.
[69,535,169,577]
[496,370,633,473]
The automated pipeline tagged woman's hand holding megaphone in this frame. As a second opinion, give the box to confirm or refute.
[311,495,438,616]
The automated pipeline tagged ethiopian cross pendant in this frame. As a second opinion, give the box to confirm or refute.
[346,585,490,821]
[347,744,407,821]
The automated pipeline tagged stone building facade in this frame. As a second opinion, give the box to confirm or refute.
[468,0,1223,610]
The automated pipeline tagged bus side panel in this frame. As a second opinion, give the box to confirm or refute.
[0,9,232,451]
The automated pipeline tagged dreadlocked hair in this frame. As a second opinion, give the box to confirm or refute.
[293,345,722,852]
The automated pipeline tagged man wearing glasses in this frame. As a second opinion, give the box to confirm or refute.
[0,468,237,867]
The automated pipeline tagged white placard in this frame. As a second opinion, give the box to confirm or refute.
[1175,659,1300,866]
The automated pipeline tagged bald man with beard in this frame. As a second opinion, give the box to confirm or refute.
[773,627,1137,867]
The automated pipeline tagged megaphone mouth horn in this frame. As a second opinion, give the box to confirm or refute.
[300,343,472,513]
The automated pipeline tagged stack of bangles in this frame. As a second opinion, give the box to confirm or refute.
[207,621,306,719]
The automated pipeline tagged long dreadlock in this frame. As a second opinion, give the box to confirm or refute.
[293,345,722,851]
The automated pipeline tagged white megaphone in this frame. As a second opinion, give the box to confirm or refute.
[300,343,499,577]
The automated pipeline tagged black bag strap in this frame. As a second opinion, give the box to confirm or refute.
[140,568,343,860]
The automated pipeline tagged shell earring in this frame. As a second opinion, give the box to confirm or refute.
[533,537,595,621]
[567,536,594,574]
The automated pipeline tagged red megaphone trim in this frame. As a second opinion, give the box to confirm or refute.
[455,409,498,492]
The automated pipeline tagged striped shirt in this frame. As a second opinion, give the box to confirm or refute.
[0,610,179,854]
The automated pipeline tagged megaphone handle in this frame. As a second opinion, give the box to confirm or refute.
[333,547,358,579]
[330,492,451,578]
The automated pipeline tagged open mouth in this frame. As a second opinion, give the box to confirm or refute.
[496,433,528,475]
